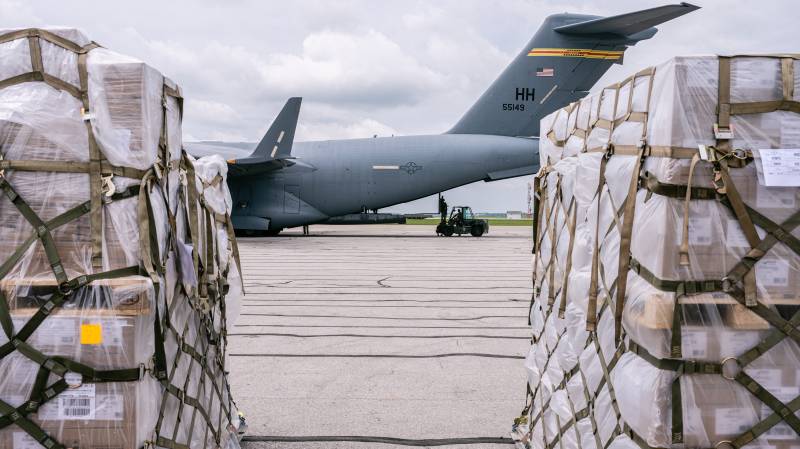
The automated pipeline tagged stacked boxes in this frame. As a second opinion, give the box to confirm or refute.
[516,55,800,449]
[0,29,243,449]
[0,279,157,449]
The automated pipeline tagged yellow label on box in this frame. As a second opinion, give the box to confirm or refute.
[80,323,103,345]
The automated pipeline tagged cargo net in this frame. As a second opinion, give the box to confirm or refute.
[0,29,244,449]
[513,55,800,449]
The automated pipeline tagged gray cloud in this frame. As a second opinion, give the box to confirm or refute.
[0,0,797,213]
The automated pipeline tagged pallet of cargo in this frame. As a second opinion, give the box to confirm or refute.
[515,54,800,449]
[0,28,244,449]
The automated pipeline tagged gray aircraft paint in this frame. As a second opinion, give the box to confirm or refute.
[186,3,698,233]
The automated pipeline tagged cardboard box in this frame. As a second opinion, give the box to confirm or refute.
[631,193,800,306]
[683,370,800,448]
[0,277,154,449]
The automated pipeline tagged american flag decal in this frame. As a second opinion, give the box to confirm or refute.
[536,67,554,77]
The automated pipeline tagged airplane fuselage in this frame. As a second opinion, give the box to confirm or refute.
[226,134,537,230]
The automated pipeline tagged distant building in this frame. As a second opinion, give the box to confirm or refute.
[506,210,523,220]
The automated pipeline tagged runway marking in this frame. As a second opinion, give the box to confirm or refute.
[242,435,514,446]
[242,298,525,303]
[229,333,529,339]
[242,304,528,309]
[233,324,531,329]
[240,313,521,320]
[230,353,525,359]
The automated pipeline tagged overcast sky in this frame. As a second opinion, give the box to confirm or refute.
[2,0,797,213]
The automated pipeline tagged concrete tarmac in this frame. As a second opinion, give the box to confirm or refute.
[231,224,532,448]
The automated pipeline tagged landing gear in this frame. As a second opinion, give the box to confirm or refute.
[234,228,283,237]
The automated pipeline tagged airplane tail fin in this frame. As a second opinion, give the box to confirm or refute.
[447,3,698,137]
[250,97,302,159]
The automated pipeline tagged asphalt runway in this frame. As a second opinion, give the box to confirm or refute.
[230,224,532,449]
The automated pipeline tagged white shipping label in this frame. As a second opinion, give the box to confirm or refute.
[33,318,77,347]
[682,329,709,359]
[755,184,798,209]
[39,384,96,420]
[749,369,782,388]
[13,432,41,449]
[727,219,751,247]
[758,259,790,287]
[719,331,762,358]
[781,119,800,147]
[715,408,752,435]
[99,318,125,347]
[95,393,125,421]
[689,217,713,246]
[761,386,800,440]
[755,149,800,186]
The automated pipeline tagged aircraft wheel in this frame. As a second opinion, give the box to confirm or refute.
[470,225,484,237]
[263,228,282,237]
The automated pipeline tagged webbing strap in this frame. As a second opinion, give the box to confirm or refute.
[558,200,577,319]
[182,152,202,281]
[0,28,93,53]
[716,160,760,306]
[726,209,800,287]
[0,159,147,179]
[77,48,105,269]
[546,176,563,307]
[627,340,723,374]
[735,371,800,436]
[585,144,699,159]
[678,154,702,266]
[0,177,68,287]
[587,155,609,331]
[529,172,550,324]
[740,309,800,367]
[640,173,800,259]
[0,399,64,449]
[629,258,723,294]
[613,146,646,342]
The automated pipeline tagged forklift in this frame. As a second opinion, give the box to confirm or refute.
[435,194,489,237]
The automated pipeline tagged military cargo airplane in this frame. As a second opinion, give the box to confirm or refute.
[187,3,698,235]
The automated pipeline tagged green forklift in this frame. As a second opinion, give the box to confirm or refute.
[436,195,489,237]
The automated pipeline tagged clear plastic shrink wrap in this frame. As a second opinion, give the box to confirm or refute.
[515,55,800,449]
[0,28,244,449]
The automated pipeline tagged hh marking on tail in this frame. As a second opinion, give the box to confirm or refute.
[527,48,623,60]
[515,88,535,102]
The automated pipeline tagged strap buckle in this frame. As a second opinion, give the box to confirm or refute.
[101,174,116,203]
[80,107,95,121]
[602,143,615,160]
[714,123,734,140]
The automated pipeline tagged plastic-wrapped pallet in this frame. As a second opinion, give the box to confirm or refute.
[0,28,244,449]
[514,54,800,449]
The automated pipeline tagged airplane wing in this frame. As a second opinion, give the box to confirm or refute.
[185,97,313,176]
